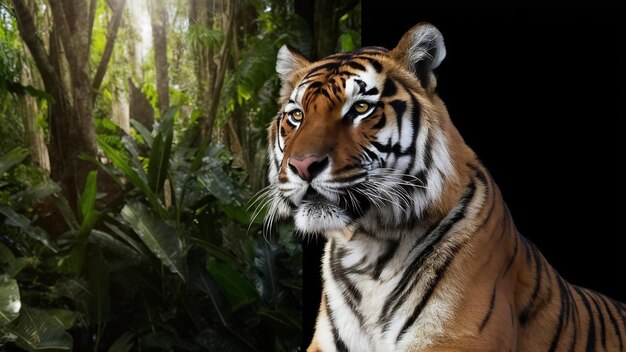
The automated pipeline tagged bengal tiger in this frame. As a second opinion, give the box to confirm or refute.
[264,22,626,351]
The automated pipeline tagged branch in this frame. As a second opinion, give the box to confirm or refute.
[87,0,97,46]
[91,0,127,96]
[11,0,56,90]
[47,0,74,58]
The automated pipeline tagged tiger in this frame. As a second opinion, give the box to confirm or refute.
[264,22,626,351]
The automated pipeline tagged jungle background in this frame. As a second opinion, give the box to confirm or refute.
[0,0,360,350]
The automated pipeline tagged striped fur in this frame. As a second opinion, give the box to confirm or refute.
[265,23,626,351]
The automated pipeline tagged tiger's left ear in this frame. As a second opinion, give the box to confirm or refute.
[276,45,311,83]
[391,23,446,92]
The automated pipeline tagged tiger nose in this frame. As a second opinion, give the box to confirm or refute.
[288,155,329,181]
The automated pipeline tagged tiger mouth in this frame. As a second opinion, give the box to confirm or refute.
[302,187,326,203]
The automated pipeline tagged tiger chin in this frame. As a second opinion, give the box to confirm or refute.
[265,22,626,352]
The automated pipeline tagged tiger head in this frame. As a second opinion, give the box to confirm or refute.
[266,23,472,235]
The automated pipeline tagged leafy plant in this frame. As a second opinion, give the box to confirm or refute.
[1,106,302,351]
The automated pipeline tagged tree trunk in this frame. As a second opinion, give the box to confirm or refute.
[20,52,50,172]
[198,0,234,144]
[111,85,130,133]
[128,78,154,130]
[189,0,214,142]
[312,0,358,58]
[149,0,170,117]
[12,0,126,215]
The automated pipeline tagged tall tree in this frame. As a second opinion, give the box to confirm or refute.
[190,0,234,144]
[19,49,49,171]
[10,0,126,203]
[149,0,170,116]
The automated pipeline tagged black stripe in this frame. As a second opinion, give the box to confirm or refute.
[501,234,519,278]
[573,286,597,352]
[372,240,400,280]
[395,238,467,342]
[355,79,367,94]
[389,100,407,134]
[372,113,386,130]
[305,62,340,77]
[422,132,433,170]
[363,57,383,72]
[364,87,379,96]
[362,147,379,163]
[403,94,422,174]
[588,293,607,350]
[381,79,397,97]
[519,243,543,325]
[320,87,333,102]
[380,181,476,331]
[328,240,366,329]
[371,141,391,153]
[345,61,366,72]
[548,276,570,352]
[330,241,362,303]
[479,283,498,332]
[597,294,624,350]
[325,292,349,352]
[326,53,353,61]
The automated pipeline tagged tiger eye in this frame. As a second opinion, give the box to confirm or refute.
[290,110,303,121]
[354,101,370,114]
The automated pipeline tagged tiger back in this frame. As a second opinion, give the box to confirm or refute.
[265,22,626,351]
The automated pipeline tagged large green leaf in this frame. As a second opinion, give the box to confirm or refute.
[104,222,151,259]
[147,106,177,194]
[196,159,237,204]
[121,202,187,281]
[98,136,167,218]
[52,194,79,232]
[80,171,97,220]
[9,307,72,351]
[0,276,20,326]
[0,242,15,266]
[10,181,60,211]
[130,119,153,147]
[0,205,57,252]
[47,309,75,330]
[89,229,143,262]
[121,136,148,184]
[0,147,29,175]
[190,237,239,268]
[78,171,100,240]
[206,262,258,311]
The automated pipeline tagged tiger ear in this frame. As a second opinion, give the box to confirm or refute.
[391,23,446,92]
[276,45,311,83]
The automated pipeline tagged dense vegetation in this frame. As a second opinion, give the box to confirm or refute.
[0,0,360,350]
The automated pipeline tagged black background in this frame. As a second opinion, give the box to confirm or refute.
[300,1,625,347]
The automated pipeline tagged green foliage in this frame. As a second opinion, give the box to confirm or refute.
[338,4,361,52]
[1,107,302,351]
[188,25,223,50]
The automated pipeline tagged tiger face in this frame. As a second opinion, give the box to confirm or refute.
[267,23,458,235]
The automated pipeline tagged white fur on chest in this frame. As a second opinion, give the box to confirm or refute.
[316,231,460,352]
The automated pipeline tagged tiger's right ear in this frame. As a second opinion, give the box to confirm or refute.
[391,23,446,92]
[276,45,310,83]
